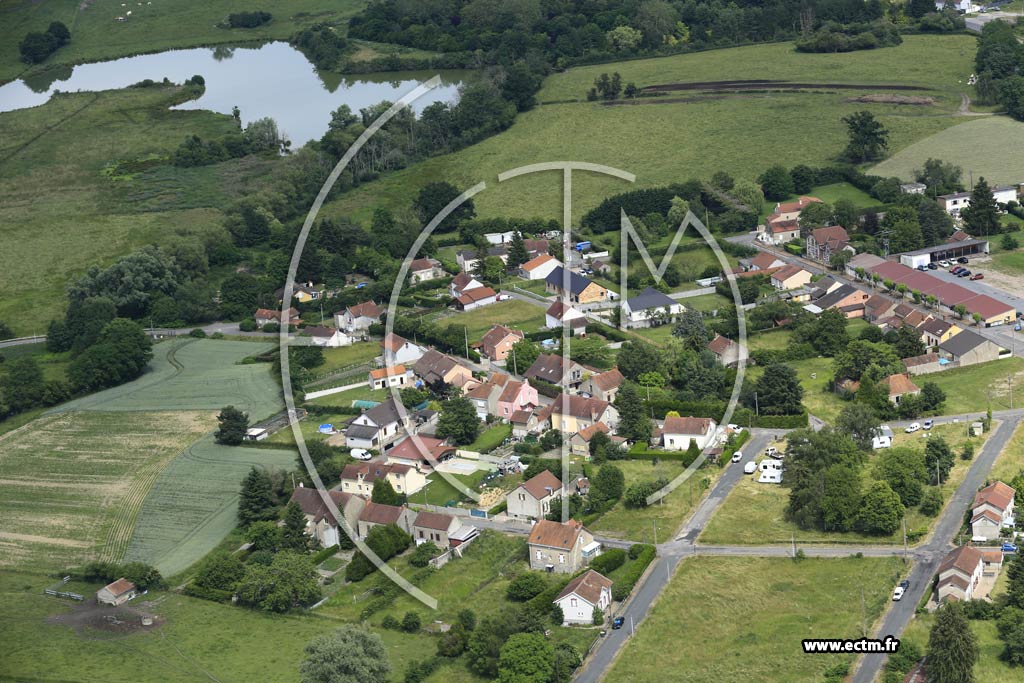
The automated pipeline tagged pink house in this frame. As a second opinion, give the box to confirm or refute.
[497,379,539,420]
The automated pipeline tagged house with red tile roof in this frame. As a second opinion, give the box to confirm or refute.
[382,332,427,366]
[881,373,920,405]
[527,519,598,573]
[385,435,457,472]
[806,225,853,264]
[412,510,467,547]
[479,324,525,362]
[289,486,367,547]
[367,365,414,390]
[455,285,498,311]
[706,334,745,367]
[335,301,383,335]
[580,368,624,403]
[450,272,485,298]
[760,196,822,244]
[936,546,985,604]
[408,258,443,284]
[659,415,717,451]
[97,578,137,606]
[770,264,812,291]
[554,569,613,625]
[356,501,416,538]
[255,307,301,328]
[341,460,428,497]
[519,253,562,280]
[971,481,1016,541]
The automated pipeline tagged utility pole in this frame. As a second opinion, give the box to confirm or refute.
[511,344,517,376]
[464,325,469,360]
[653,520,658,546]
[754,392,759,417]
[791,531,796,558]
[861,588,866,637]
[902,517,908,562]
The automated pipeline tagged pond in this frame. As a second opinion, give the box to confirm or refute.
[0,42,466,146]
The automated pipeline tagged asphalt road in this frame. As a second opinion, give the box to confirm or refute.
[851,413,1023,683]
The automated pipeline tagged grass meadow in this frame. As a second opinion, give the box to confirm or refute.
[433,298,548,342]
[604,555,905,683]
[323,36,979,226]
[0,410,214,572]
[700,422,995,546]
[0,85,245,333]
[869,115,1024,187]
[0,0,367,83]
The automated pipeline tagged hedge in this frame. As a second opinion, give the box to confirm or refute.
[643,398,727,420]
[311,544,340,565]
[612,544,656,602]
[183,583,234,602]
[624,446,700,464]
[488,500,508,516]
[589,548,626,575]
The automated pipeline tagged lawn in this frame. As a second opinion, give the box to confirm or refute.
[414,470,490,507]
[123,433,296,576]
[322,36,976,226]
[990,419,1024,484]
[318,341,381,373]
[466,422,512,453]
[51,338,284,420]
[0,410,215,572]
[438,299,547,341]
[589,460,717,542]
[925,356,1024,414]
[746,355,844,423]
[0,85,248,334]
[307,384,389,408]
[762,182,881,221]
[870,116,1024,186]
[701,422,991,546]
[604,555,905,683]
[0,340,72,382]
[0,571,441,683]
[0,0,367,82]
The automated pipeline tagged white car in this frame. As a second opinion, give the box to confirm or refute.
[350,448,372,461]
[892,586,905,601]
[905,423,921,433]
[938,260,950,268]
[731,451,743,463]
[728,423,742,433]
[743,461,758,474]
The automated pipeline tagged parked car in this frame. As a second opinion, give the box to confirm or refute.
[958,257,969,264]
[350,448,372,461]
[728,423,743,433]
[938,260,951,267]
[731,451,743,463]
[612,617,625,630]
[743,461,758,474]
[765,446,778,457]
[927,262,938,270]
[916,265,927,272]
[892,586,905,601]
[949,266,963,274]
[923,419,934,430]
[958,270,972,278]
[971,273,984,280]
[1004,543,1019,553]
[900,579,910,590]
[905,423,921,433]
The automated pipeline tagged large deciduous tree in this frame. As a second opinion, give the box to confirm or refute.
[498,632,555,683]
[215,405,249,445]
[437,396,481,445]
[300,626,391,683]
[841,111,889,163]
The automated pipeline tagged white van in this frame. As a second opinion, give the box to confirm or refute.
[905,423,921,433]
[743,461,757,474]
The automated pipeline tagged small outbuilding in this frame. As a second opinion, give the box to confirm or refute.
[97,578,137,606]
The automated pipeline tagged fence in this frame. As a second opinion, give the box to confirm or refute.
[44,576,83,601]
[303,361,374,389]
[429,533,479,569]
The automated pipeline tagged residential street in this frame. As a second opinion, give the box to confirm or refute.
[574,415,1024,683]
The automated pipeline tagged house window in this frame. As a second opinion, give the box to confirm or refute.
[536,550,543,560]
[419,531,424,538]
[519,493,526,501]
[558,554,565,564]
[570,598,577,607]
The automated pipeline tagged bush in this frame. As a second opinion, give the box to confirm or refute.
[588,548,626,575]
[227,11,272,28]
[611,545,655,601]
[409,541,440,568]
[382,615,400,630]
[401,611,422,632]
[507,572,547,602]
[239,319,257,332]
[189,328,207,338]
[592,606,604,626]
[918,487,943,517]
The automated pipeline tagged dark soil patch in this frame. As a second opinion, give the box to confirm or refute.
[47,598,164,637]
[844,94,936,105]
[642,79,932,93]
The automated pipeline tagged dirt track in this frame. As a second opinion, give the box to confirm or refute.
[641,79,932,93]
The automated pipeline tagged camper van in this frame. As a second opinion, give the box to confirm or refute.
[757,458,784,484]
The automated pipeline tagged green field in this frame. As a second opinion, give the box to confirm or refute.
[0,571,442,683]
[323,36,976,226]
[51,338,283,419]
[701,422,991,546]
[870,116,1024,185]
[0,0,367,82]
[604,555,904,683]
[465,422,511,453]
[589,460,714,541]
[0,410,214,572]
[318,341,381,373]
[437,299,547,341]
[925,356,1024,414]
[0,84,254,334]
[123,434,295,576]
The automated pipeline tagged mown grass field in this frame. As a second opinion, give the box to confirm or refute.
[0,0,367,83]
[0,85,244,333]
[436,298,548,341]
[604,555,904,683]
[0,410,214,572]
[319,340,380,372]
[870,115,1024,186]
[123,434,295,576]
[51,338,283,419]
[700,422,992,546]
[324,36,977,226]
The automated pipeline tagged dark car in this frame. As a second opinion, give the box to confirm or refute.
[612,616,625,630]
[958,257,969,264]
[899,579,910,590]
[958,270,972,277]
[927,262,938,270]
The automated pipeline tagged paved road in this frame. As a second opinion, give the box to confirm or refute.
[575,430,782,683]
[851,412,1023,683]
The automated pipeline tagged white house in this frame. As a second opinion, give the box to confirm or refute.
[303,325,352,348]
[96,578,137,606]
[622,287,684,328]
[994,185,1019,206]
[545,300,587,333]
[937,192,972,215]
[408,258,444,284]
[381,333,426,366]
[659,415,716,451]
[367,365,414,390]
[345,397,408,450]
[971,481,1016,541]
[520,254,562,280]
[554,569,613,625]
[937,545,986,604]
[450,272,485,298]
[335,301,384,335]
[455,286,498,311]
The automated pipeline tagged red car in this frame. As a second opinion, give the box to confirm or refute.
[970,273,984,280]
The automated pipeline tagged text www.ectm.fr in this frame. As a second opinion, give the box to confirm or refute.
[802,637,900,654]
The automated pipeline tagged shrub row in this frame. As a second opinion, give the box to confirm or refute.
[612,545,656,602]
[588,548,626,575]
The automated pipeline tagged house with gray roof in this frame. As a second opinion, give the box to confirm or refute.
[621,287,684,328]
[345,397,409,450]
[938,329,1009,367]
